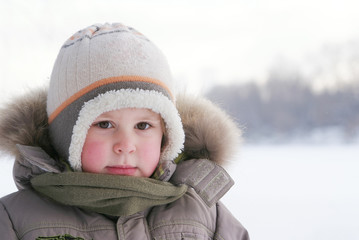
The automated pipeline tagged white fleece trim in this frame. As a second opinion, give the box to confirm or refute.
[69,89,185,171]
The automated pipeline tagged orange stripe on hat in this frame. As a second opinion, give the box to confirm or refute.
[48,75,173,124]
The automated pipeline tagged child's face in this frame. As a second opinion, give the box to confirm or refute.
[81,108,163,177]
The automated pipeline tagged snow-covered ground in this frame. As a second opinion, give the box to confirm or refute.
[222,144,359,240]
[1,144,359,240]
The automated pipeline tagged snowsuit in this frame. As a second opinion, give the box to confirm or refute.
[0,89,249,239]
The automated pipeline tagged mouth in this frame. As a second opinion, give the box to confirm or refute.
[105,165,137,176]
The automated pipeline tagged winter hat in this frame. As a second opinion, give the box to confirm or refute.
[47,23,185,171]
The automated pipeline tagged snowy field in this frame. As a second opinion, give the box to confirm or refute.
[222,144,359,240]
[1,144,359,240]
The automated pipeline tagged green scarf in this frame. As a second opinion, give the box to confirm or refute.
[31,172,188,217]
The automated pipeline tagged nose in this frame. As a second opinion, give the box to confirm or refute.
[113,131,136,154]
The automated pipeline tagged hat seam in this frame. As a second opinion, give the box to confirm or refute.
[63,29,129,48]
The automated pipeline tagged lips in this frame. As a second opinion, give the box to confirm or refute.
[106,165,137,175]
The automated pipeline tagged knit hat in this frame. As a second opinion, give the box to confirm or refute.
[47,23,185,171]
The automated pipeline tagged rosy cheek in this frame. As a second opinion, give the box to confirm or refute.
[139,141,161,176]
[81,141,105,173]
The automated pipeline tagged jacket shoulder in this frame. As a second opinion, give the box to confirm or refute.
[215,202,250,240]
[0,189,117,239]
[148,188,217,239]
[147,188,249,240]
[0,196,18,239]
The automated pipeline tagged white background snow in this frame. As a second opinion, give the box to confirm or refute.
[1,144,358,239]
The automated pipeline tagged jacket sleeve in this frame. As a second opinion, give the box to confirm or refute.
[214,201,250,240]
[0,200,19,240]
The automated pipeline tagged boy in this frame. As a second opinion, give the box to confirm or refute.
[0,23,249,239]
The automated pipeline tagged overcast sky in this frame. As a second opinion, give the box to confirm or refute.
[1,0,359,101]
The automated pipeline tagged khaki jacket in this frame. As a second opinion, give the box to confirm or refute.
[0,89,249,239]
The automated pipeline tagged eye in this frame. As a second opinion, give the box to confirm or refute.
[136,122,150,130]
[95,121,113,129]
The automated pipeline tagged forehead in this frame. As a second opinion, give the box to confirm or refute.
[96,108,161,119]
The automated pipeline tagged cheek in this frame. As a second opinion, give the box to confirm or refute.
[143,143,161,160]
[81,140,106,172]
[138,139,162,176]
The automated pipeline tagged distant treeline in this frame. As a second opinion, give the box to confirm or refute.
[206,79,359,143]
